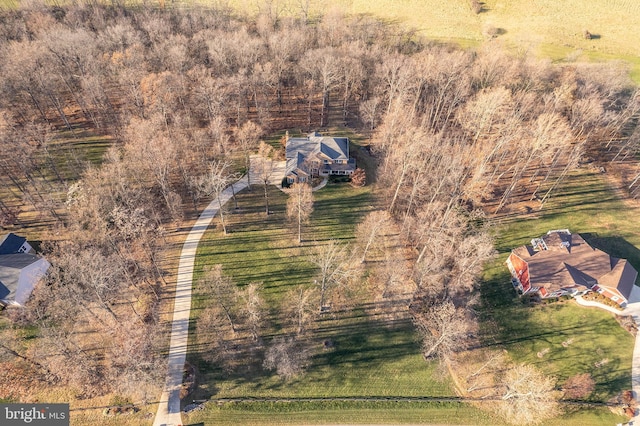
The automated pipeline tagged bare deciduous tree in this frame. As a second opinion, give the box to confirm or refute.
[263,337,311,380]
[191,161,235,234]
[196,302,237,369]
[106,317,165,398]
[562,373,595,399]
[458,350,507,395]
[412,299,469,360]
[235,121,263,188]
[285,182,314,244]
[282,286,319,335]
[308,240,353,311]
[240,282,266,342]
[199,264,239,333]
[254,142,277,215]
[355,210,393,263]
[496,364,560,425]
[359,96,382,131]
[301,47,341,127]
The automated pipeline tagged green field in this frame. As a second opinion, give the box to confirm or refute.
[186,401,501,425]
[189,183,454,394]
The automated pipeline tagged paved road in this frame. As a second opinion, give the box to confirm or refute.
[153,176,249,426]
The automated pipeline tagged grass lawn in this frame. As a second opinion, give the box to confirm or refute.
[187,182,481,423]
[186,169,635,424]
[493,167,640,268]
[186,400,500,425]
[479,167,638,421]
[186,165,637,424]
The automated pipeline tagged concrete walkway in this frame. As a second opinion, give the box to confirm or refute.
[153,176,249,426]
[574,295,626,315]
[575,293,640,423]
[624,303,640,423]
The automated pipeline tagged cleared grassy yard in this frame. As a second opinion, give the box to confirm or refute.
[186,401,501,425]
[186,168,634,424]
[481,168,639,408]
[187,182,479,422]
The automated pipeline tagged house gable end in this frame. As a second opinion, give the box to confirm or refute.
[320,137,349,160]
[598,259,638,300]
[0,233,28,255]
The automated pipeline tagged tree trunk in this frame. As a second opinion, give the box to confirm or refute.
[298,192,302,243]
[218,196,227,234]
[321,90,329,127]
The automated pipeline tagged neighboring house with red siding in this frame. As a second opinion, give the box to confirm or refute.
[506,229,639,306]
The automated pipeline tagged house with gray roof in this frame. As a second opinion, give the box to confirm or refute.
[285,132,356,184]
[506,229,640,306]
[0,234,49,307]
[0,233,32,255]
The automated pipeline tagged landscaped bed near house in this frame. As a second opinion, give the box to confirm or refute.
[581,291,625,310]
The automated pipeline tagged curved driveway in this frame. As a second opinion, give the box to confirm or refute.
[153,176,249,426]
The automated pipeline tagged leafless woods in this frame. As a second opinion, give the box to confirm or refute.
[0,0,637,407]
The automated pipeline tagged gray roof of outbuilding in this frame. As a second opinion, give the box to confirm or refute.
[0,233,26,255]
[0,253,43,302]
